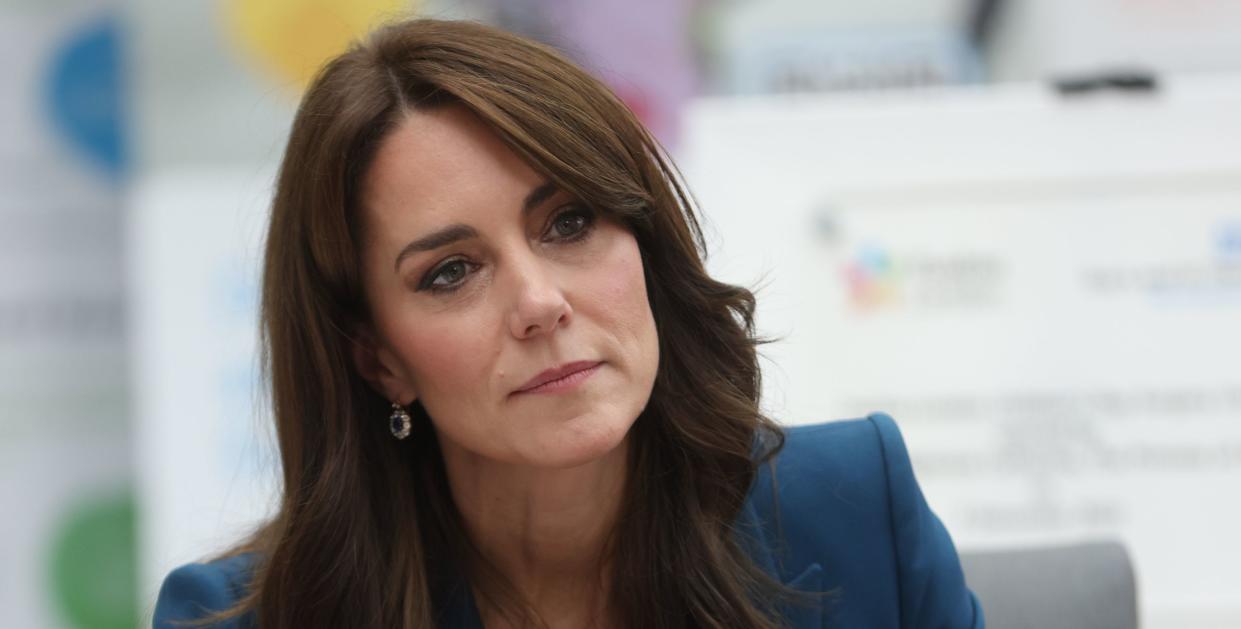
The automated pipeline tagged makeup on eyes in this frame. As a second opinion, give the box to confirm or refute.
[414,204,598,294]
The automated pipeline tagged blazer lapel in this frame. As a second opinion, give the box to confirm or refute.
[736,500,825,628]
[782,562,825,629]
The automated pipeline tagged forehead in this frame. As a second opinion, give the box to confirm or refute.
[361,105,544,232]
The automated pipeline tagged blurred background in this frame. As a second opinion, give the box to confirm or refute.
[2,0,1239,627]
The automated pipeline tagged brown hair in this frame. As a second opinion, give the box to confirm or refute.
[224,17,788,628]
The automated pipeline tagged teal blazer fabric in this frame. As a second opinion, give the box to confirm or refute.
[154,413,984,628]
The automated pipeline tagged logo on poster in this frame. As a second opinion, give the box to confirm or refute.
[843,244,901,309]
[1218,221,1241,259]
[842,245,1005,311]
[1082,221,1241,301]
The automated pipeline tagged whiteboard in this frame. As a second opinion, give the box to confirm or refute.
[682,74,1241,629]
[129,166,277,613]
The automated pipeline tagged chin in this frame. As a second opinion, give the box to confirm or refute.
[526,411,634,469]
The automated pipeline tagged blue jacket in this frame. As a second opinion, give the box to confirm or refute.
[154,413,984,628]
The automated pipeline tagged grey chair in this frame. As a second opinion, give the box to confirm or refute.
[960,541,1138,629]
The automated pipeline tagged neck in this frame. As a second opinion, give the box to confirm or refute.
[439,436,629,626]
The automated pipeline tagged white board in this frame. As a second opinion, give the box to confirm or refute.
[682,75,1241,629]
[129,166,278,614]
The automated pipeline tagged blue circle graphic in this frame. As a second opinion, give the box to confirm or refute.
[45,15,126,178]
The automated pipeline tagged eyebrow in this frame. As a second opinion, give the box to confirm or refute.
[392,180,560,272]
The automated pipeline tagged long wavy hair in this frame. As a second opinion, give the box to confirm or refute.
[223,17,787,628]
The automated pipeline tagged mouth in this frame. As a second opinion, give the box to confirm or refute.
[513,360,603,395]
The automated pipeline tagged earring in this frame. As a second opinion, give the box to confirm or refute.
[389,402,412,440]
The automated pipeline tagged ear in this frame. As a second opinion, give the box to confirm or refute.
[350,323,417,405]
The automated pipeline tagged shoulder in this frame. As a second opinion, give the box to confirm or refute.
[153,553,257,629]
[744,412,984,628]
[750,412,915,531]
[776,412,927,514]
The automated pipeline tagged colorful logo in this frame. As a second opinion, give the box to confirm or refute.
[843,244,901,310]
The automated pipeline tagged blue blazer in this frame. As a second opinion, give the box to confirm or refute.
[154,413,984,628]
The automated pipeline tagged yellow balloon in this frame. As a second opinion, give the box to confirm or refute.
[224,0,413,90]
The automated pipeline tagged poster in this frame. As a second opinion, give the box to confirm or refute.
[683,75,1241,628]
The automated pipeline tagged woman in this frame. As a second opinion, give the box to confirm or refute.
[154,18,983,629]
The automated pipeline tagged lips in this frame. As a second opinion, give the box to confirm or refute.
[514,360,602,394]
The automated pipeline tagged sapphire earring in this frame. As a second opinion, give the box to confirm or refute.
[389,402,412,440]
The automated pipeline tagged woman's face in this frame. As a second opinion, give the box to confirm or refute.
[355,105,660,469]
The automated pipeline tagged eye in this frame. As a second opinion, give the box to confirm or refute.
[419,258,477,293]
[545,205,596,241]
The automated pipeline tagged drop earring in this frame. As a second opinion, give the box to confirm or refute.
[389,402,412,440]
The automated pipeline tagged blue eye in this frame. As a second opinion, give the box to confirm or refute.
[419,259,475,293]
[546,205,596,241]
[415,206,595,296]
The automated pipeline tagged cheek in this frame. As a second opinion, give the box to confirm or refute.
[389,316,496,400]
[591,232,658,359]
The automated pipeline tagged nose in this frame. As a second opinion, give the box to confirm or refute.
[507,259,573,339]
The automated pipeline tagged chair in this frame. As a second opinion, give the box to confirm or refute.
[959,541,1138,629]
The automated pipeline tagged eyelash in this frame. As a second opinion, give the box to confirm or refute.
[416,205,598,295]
